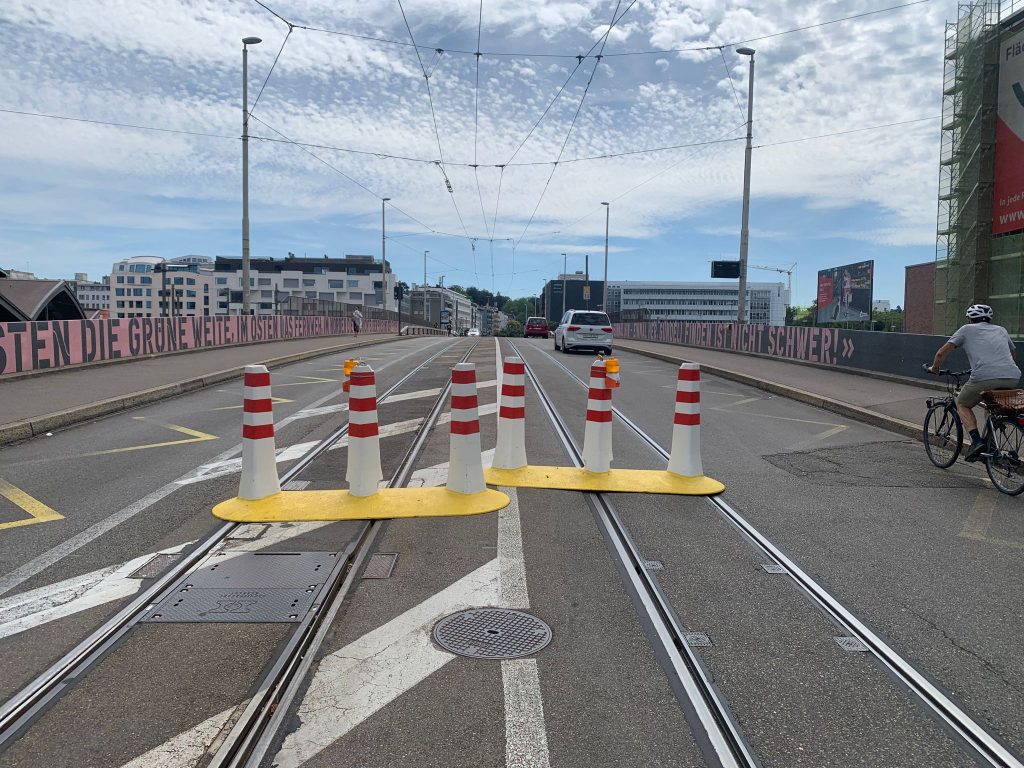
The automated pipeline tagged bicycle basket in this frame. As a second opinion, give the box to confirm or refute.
[981,389,1024,415]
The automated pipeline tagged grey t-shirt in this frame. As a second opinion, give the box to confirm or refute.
[948,322,1021,381]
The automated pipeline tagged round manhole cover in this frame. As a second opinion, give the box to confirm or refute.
[433,608,552,659]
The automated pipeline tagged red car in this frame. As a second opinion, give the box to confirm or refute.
[524,317,549,338]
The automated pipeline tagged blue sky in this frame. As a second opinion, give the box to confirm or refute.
[0,0,957,306]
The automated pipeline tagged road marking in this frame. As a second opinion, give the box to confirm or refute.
[271,560,501,768]
[211,396,292,411]
[74,418,219,457]
[0,479,64,532]
[959,491,1024,550]
[0,339,452,598]
[783,424,848,452]
[119,706,237,768]
[275,375,337,387]
[720,396,761,408]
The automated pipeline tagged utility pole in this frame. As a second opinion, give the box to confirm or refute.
[241,36,261,315]
[381,197,390,310]
[736,47,756,324]
[602,202,610,313]
[423,250,429,322]
[561,253,567,317]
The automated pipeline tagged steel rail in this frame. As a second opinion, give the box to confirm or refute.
[0,338,463,750]
[524,341,1024,768]
[207,341,478,768]
[507,341,757,768]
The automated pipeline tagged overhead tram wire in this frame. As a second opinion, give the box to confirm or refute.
[396,0,472,241]
[515,0,633,248]
[472,0,491,247]
[0,107,238,141]
[719,46,745,118]
[249,25,294,118]
[753,115,940,148]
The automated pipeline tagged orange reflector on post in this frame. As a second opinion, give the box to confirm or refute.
[605,356,621,388]
[342,358,358,393]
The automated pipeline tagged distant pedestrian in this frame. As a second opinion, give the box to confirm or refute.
[352,308,363,336]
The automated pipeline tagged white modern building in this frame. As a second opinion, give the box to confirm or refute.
[872,299,892,312]
[607,281,789,326]
[213,255,396,315]
[71,274,110,312]
[408,285,478,332]
[110,255,217,319]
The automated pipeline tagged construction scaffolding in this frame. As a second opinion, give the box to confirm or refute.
[937,0,1024,336]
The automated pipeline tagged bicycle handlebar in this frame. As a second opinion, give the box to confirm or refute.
[922,364,971,377]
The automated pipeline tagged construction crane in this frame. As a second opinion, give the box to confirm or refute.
[750,263,796,303]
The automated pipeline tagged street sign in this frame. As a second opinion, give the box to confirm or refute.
[582,285,591,301]
[440,309,451,323]
[712,260,741,278]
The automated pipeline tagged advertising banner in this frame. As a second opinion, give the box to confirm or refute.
[994,27,1024,235]
[815,261,874,324]
[0,315,396,376]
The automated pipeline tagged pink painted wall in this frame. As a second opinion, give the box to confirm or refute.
[0,315,397,376]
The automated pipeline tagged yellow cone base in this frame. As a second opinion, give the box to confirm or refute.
[213,487,510,523]
[483,465,724,496]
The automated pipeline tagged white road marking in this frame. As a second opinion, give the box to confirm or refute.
[118,708,236,768]
[0,340,451,599]
[269,560,501,768]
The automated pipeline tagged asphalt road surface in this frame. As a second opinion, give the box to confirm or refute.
[0,335,1020,768]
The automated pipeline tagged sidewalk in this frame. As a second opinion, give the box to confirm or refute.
[615,339,932,439]
[0,333,406,444]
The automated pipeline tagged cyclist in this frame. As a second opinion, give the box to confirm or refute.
[928,304,1021,461]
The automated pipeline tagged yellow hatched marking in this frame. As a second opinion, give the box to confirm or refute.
[77,418,219,457]
[959,491,1024,550]
[0,478,64,531]
[211,396,292,411]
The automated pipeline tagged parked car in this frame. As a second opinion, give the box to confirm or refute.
[554,310,614,355]
[524,317,549,338]
[467,327,481,337]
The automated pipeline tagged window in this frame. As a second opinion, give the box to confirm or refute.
[304,291,317,298]
[129,263,151,272]
[187,301,196,309]
[328,280,344,289]
[259,302,272,310]
[116,276,124,283]
[261,290,273,298]
[146,301,152,308]
[203,284,209,293]
[349,291,363,301]
[318,292,333,301]
[127,276,135,284]
[133,288,143,296]
[283,278,299,288]
[146,288,152,296]
[140,276,152,284]
[173,277,183,285]
[258,278,271,285]
[186,290,196,297]
[115,288,125,296]
[187,278,196,286]
[373,281,383,289]
[116,300,125,308]
[303,279,316,287]
[347,279,359,288]
[216,277,227,285]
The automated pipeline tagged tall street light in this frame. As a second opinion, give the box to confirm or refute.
[561,252,567,317]
[423,250,429,321]
[381,197,391,310]
[601,202,610,313]
[241,35,262,316]
[735,46,755,324]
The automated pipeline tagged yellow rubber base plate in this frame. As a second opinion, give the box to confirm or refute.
[483,465,724,496]
[213,487,510,523]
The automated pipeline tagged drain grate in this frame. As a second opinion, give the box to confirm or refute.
[684,632,712,647]
[362,553,398,579]
[129,554,181,580]
[142,587,318,623]
[835,636,869,652]
[283,480,310,491]
[433,608,552,659]
[643,560,664,571]
[761,563,786,574]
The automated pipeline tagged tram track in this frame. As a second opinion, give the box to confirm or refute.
[515,339,1024,768]
[506,340,758,768]
[0,339,469,753]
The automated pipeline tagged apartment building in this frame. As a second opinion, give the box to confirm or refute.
[606,281,789,326]
[213,255,396,315]
[110,255,216,318]
[70,273,110,312]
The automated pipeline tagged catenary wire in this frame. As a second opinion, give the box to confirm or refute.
[249,26,294,118]
[753,115,940,148]
[719,46,744,118]
[472,0,492,243]
[0,107,238,141]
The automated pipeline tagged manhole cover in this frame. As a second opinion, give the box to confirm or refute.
[433,608,552,659]
[835,636,869,652]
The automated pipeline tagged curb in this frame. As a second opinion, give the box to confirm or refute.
[615,342,923,442]
[0,335,409,446]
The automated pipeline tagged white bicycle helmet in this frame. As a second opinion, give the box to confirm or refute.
[965,303,993,320]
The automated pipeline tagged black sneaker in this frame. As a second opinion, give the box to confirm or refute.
[965,441,986,462]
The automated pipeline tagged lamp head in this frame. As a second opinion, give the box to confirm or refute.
[736,46,755,56]
[601,201,609,206]
[243,36,263,45]
[383,197,391,202]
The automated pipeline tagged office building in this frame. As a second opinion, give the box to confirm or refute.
[110,256,216,319]
[71,274,111,312]
[408,285,478,332]
[605,280,789,326]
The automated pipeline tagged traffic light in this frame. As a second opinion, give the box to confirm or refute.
[394,284,405,301]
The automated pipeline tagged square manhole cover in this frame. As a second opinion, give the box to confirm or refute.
[643,560,664,571]
[142,587,320,623]
[684,632,712,647]
[835,636,869,652]
[363,553,398,579]
[761,563,786,574]
[129,554,181,580]
[185,551,338,589]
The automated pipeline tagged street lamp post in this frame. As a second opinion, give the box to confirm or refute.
[601,202,610,313]
[736,46,755,324]
[561,253,567,317]
[381,197,390,309]
[241,36,262,316]
[423,250,429,322]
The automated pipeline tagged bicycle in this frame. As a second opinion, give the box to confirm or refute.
[922,366,1024,495]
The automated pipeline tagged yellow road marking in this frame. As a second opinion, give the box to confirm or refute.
[211,396,292,411]
[784,424,848,452]
[76,418,219,457]
[958,491,1024,549]
[710,408,843,428]
[0,478,64,531]
[275,375,337,387]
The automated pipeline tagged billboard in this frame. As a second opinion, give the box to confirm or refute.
[711,260,740,278]
[816,260,874,323]
[994,27,1024,235]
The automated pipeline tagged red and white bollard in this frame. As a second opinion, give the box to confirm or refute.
[345,363,383,497]
[239,364,281,500]
[493,356,527,470]
[447,363,486,494]
[667,363,702,477]
[582,358,613,473]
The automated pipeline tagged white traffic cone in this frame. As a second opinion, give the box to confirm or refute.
[493,356,527,470]
[667,363,703,477]
[582,358,613,473]
[239,364,282,500]
[447,362,486,494]
[345,363,384,497]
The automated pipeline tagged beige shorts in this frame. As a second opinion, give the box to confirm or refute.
[957,378,1021,408]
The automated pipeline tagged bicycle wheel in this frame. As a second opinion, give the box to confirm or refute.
[985,420,1024,495]
[923,404,962,468]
